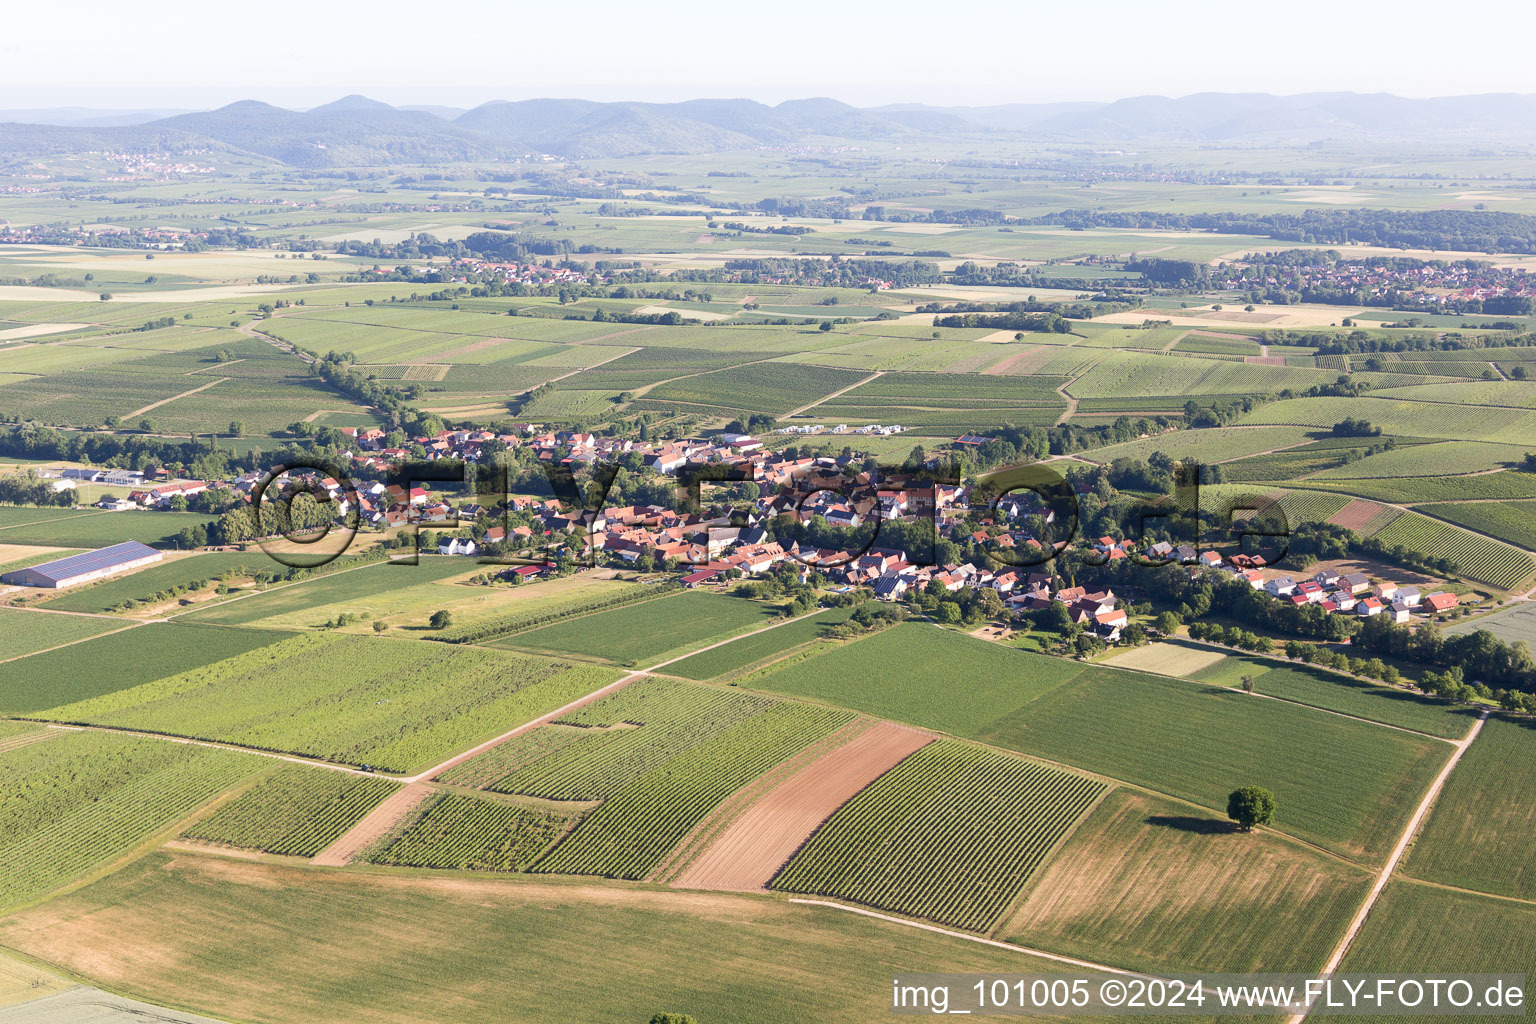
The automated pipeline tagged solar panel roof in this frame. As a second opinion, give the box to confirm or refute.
[23,541,160,582]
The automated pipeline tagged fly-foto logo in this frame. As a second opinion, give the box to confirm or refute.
[236,457,1293,572]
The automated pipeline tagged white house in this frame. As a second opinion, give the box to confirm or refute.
[1264,576,1297,597]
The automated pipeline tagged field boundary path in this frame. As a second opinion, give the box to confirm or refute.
[788,899,1147,976]
[0,618,143,667]
[122,377,229,420]
[782,370,883,418]
[541,345,643,387]
[1288,710,1488,1024]
[42,723,386,776]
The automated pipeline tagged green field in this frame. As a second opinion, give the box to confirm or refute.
[771,740,1106,932]
[0,507,218,547]
[663,605,855,679]
[745,623,1090,737]
[181,764,400,857]
[1334,880,1536,996]
[0,622,291,714]
[1181,645,1474,739]
[1404,716,1536,900]
[0,607,126,661]
[0,729,260,909]
[494,590,780,666]
[1078,425,1315,465]
[33,633,618,774]
[1241,395,1536,446]
[1069,352,1332,399]
[640,362,865,416]
[367,792,578,872]
[1369,509,1536,589]
[981,669,1452,862]
[1305,440,1526,480]
[1446,601,1536,644]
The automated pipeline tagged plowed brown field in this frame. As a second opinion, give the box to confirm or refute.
[672,722,933,892]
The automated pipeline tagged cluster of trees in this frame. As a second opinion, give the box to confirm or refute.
[207,490,348,547]
[731,560,823,616]
[720,257,942,290]
[834,600,907,637]
[1258,326,1531,357]
[915,296,1135,320]
[859,205,1010,226]
[1034,208,1536,255]
[1186,620,1275,654]
[0,424,276,488]
[1104,555,1534,695]
[1280,639,1402,685]
[1354,612,1536,692]
[1332,417,1382,437]
[305,351,443,438]
[906,579,1006,627]
[932,310,1072,333]
[0,472,73,507]
[1184,396,1266,428]
[1125,257,1208,286]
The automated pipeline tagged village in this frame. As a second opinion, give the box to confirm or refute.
[24,421,1462,648]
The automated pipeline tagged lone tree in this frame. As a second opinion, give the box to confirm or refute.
[649,1015,697,1024]
[429,609,453,630]
[1227,786,1276,831]
[1240,674,1255,694]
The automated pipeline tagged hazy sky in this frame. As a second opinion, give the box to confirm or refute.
[4,0,1531,110]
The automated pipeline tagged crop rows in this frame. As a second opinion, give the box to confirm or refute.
[643,364,866,416]
[182,764,399,856]
[1372,512,1536,589]
[368,793,575,872]
[532,700,852,879]
[1069,352,1331,399]
[1195,486,1350,530]
[0,730,259,909]
[36,632,616,774]
[1173,336,1261,356]
[1308,441,1522,481]
[769,741,1106,932]
[495,590,773,665]
[487,679,780,800]
[801,405,1063,429]
[834,372,1069,403]
[1287,472,1536,503]
[434,582,680,644]
[1418,500,1536,551]
[0,607,125,662]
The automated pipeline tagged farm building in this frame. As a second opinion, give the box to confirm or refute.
[0,541,162,589]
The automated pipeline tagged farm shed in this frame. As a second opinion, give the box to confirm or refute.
[0,541,162,589]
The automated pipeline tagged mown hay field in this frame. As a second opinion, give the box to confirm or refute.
[1001,789,1370,974]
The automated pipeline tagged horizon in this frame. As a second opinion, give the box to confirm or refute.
[7,86,1536,120]
[5,0,1535,109]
